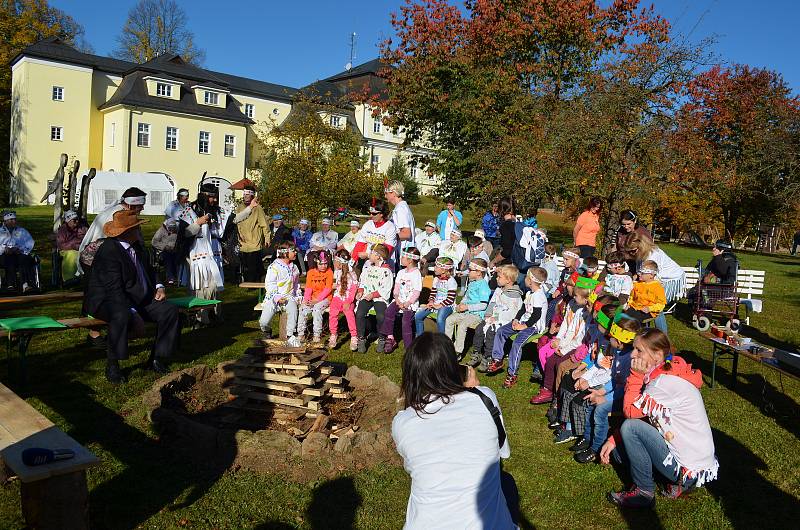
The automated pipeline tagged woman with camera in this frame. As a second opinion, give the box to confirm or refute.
[392,332,517,529]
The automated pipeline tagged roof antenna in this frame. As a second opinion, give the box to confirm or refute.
[345,32,356,71]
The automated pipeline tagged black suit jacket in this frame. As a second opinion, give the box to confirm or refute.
[86,238,159,315]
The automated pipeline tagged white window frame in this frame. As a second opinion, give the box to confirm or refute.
[371,154,380,166]
[52,86,64,101]
[166,126,179,150]
[50,126,63,141]
[204,91,219,105]
[199,131,210,154]
[224,134,236,157]
[109,122,115,147]
[373,119,382,134]
[330,115,342,127]
[410,166,418,179]
[137,123,151,147]
[156,82,172,97]
[245,103,254,118]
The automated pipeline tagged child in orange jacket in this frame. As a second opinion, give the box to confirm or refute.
[297,250,334,343]
[624,260,666,322]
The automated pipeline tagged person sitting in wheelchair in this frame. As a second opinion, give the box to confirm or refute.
[0,210,37,294]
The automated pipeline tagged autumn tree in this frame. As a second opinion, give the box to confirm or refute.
[0,0,88,204]
[254,100,379,223]
[669,65,800,241]
[113,0,204,64]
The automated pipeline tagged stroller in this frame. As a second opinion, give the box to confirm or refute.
[691,259,741,332]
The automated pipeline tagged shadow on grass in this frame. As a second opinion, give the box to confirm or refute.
[708,428,800,528]
[680,349,800,439]
[255,477,362,530]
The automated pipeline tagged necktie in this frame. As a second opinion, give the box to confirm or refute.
[128,246,149,291]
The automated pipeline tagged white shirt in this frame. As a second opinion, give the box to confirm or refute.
[356,219,398,254]
[165,199,188,220]
[438,239,467,266]
[395,267,423,311]
[646,247,684,281]
[392,387,514,530]
[0,225,34,255]
[416,230,440,257]
[310,229,339,252]
[391,200,416,250]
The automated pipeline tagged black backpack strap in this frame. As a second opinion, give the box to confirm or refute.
[465,388,506,448]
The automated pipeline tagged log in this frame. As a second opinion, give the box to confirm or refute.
[232,378,302,393]
[245,391,315,410]
[232,369,318,385]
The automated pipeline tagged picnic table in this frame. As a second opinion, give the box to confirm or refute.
[699,331,800,389]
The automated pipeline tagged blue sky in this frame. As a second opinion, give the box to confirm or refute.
[52,0,799,92]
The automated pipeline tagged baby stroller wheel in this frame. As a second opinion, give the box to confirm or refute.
[694,315,711,332]
[726,318,741,332]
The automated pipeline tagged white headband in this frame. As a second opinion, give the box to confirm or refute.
[435,258,454,270]
[178,190,189,197]
[3,212,16,221]
[64,210,78,222]
[335,256,349,264]
[528,275,546,284]
[563,250,579,260]
[369,207,381,215]
[242,189,255,196]
[123,196,146,206]
[468,262,487,272]
[425,221,436,228]
[639,266,658,275]
[401,250,420,261]
[277,246,295,256]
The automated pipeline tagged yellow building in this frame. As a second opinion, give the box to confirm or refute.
[9,38,436,206]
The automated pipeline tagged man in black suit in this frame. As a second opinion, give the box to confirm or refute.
[86,209,179,383]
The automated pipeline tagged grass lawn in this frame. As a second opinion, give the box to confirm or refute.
[0,201,798,529]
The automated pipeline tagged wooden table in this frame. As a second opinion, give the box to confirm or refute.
[0,382,100,529]
[700,332,799,388]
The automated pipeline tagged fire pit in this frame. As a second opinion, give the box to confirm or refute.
[142,342,402,481]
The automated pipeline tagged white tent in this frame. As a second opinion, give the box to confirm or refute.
[81,171,176,216]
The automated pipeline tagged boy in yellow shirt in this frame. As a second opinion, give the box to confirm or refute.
[624,260,666,322]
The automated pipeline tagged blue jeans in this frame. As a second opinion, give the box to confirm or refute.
[583,394,614,452]
[613,419,696,494]
[415,306,453,335]
[654,312,668,333]
[491,323,539,375]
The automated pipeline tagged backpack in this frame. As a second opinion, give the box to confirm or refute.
[512,222,547,269]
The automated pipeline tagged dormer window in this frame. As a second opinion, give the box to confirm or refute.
[330,115,342,127]
[204,91,218,105]
[156,83,172,97]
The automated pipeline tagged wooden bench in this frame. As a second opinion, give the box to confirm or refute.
[0,382,100,529]
[682,266,765,324]
[0,291,83,306]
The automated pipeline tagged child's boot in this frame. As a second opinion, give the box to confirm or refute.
[376,336,386,354]
[350,336,358,351]
[530,387,553,404]
[328,334,337,349]
[486,359,504,375]
[384,336,397,354]
[357,337,367,353]
[502,374,518,389]
[467,350,482,367]
[477,357,490,373]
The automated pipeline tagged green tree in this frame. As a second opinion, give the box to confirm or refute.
[0,0,88,205]
[384,155,420,204]
[254,100,379,223]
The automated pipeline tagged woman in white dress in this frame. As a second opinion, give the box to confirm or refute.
[629,233,685,333]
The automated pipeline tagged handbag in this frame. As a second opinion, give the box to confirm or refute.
[465,387,506,448]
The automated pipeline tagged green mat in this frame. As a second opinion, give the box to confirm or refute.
[0,316,68,335]
[168,296,222,309]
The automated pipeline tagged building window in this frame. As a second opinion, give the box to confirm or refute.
[52,86,64,101]
[156,82,172,97]
[166,126,179,150]
[137,123,150,147]
[410,166,418,179]
[371,154,380,166]
[104,190,117,205]
[373,119,382,134]
[224,134,236,157]
[245,103,254,118]
[204,91,218,105]
[50,126,63,141]
[199,131,210,154]
[330,115,341,127]
[109,122,115,147]
[150,191,164,207]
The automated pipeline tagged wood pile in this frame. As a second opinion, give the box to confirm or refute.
[226,339,351,421]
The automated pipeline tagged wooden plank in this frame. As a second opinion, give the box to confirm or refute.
[245,391,307,408]
[302,384,332,397]
[238,360,323,371]
[0,292,83,306]
[57,317,107,329]
[232,378,302,393]
[233,369,318,385]
[233,364,313,379]
[326,376,344,385]
[239,282,264,289]
[0,384,54,443]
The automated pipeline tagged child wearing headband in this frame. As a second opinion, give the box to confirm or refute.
[573,312,641,463]
[355,244,393,353]
[552,247,582,300]
[328,249,359,350]
[259,241,302,346]
[445,258,492,357]
[602,251,633,305]
[486,267,549,388]
[624,260,666,322]
[470,265,523,372]
[296,250,333,344]
[541,243,559,298]
[414,256,458,335]
[378,247,422,353]
[292,219,312,274]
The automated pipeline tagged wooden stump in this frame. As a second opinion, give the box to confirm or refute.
[279,312,288,340]
[21,470,89,530]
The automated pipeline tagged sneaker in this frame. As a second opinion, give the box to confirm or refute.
[569,438,590,452]
[574,448,597,463]
[350,337,358,351]
[286,335,302,348]
[545,406,558,424]
[530,367,542,382]
[328,334,337,349]
[607,487,655,509]
[554,429,577,444]
[659,482,696,499]
[477,359,489,373]
[357,338,367,353]
[376,336,386,354]
[311,335,322,345]
[384,336,397,354]
[467,351,481,367]
[548,419,562,429]
[486,359,504,375]
[502,374,518,389]
[529,388,553,405]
